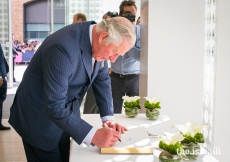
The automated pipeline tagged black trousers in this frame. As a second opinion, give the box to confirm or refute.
[110,73,139,113]
[22,132,70,162]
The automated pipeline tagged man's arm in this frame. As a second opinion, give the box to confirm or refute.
[126,25,140,60]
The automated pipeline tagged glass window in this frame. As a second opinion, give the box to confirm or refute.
[54,23,65,32]
[26,24,50,31]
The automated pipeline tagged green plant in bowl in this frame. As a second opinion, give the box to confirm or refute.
[172,122,209,160]
[122,96,141,118]
[158,132,184,162]
[144,97,161,120]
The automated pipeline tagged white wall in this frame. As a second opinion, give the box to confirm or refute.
[212,0,230,160]
[142,0,230,160]
[103,0,122,13]
[142,0,205,124]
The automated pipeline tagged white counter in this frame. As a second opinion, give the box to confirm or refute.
[70,114,218,162]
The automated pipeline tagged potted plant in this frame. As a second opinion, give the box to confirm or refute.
[143,97,161,120]
[122,96,141,118]
[158,132,184,162]
[172,122,209,160]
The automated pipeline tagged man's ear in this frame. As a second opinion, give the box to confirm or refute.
[98,31,108,43]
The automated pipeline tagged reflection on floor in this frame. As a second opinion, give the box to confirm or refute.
[0,119,26,162]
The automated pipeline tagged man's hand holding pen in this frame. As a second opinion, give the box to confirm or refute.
[91,121,127,148]
[103,120,128,142]
[102,120,127,134]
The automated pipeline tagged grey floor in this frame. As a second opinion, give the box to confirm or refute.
[2,93,15,119]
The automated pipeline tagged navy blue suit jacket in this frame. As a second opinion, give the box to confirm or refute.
[9,21,114,151]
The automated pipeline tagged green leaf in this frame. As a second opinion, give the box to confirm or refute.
[144,101,161,109]
[124,99,140,108]
[181,133,204,144]
[155,102,161,108]
[159,141,183,155]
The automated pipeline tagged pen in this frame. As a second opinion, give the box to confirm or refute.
[109,127,122,142]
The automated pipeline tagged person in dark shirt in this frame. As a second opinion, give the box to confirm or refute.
[0,43,10,130]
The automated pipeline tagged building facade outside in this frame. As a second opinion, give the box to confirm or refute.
[12,0,32,43]
[12,0,105,43]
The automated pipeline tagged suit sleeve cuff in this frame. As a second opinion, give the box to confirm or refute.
[82,127,97,147]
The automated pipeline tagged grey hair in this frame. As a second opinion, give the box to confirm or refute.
[96,18,136,46]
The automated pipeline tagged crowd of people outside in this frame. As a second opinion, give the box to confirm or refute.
[12,34,42,81]
[13,38,42,55]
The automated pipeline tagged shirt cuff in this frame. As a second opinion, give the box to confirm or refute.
[101,115,114,122]
[82,127,97,147]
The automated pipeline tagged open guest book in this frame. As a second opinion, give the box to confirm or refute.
[100,127,153,154]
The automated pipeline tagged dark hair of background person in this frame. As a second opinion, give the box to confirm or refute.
[119,0,137,16]
[102,11,111,19]
[103,11,119,19]
[73,13,87,23]
[76,13,87,21]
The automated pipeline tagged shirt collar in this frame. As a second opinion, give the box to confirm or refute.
[89,24,95,46]
[89,24,96,69]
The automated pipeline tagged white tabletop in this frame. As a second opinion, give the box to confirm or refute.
[70,114,219,162]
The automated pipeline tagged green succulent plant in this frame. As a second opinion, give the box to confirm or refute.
[144,97,161,109]
[122,96,141,109]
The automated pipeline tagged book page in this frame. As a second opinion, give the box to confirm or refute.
[100,127,153,154]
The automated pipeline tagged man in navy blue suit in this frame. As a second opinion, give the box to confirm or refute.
[0,43,10,130]
[9,17,136,161]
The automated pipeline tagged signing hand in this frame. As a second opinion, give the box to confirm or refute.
[91,127,121,148]
[102,120,127,134]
